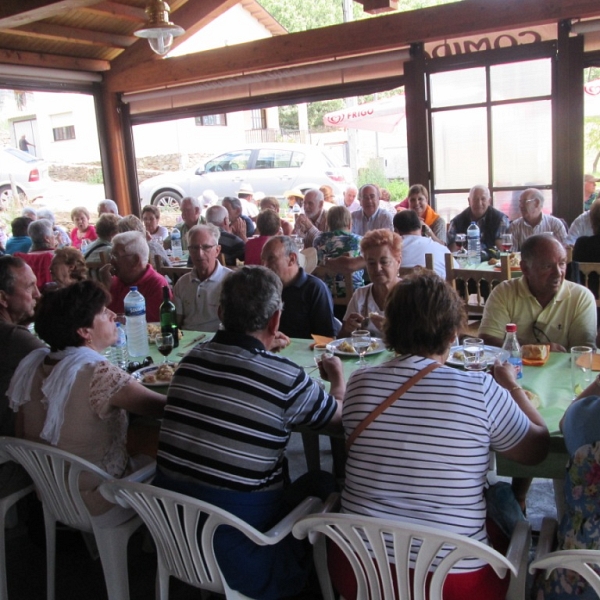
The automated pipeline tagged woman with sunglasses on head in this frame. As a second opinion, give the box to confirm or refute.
[9,280,165,521]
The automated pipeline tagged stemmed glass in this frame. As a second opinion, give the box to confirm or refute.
[500,233,513,255]
[351,329,371,367]
[453,233,468,267]
[155,333,174,364]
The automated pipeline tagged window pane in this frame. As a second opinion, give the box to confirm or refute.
[490,59,551,101]
[494,189,553,221]
[492,101,551,187]
[434,192,469,225]
[205,150,251,172]
[432,107,488,189]
[429,67,486,108]
[256,149,293,169]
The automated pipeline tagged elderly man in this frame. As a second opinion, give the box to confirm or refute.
[584,174,599,211]
[480,234,596,351]
[0,257,44,494]
[351,183,393,236]
[222,196,255,239]
[155,265,344,599]
[238,183,259,218]
[508,188,567,250]
[262,235,336,339]
[338,184,360,212]
[97,199,119,216]
[393,210,456,278]
[164,196,204,251]
[173,224,231,331]
[14,218,56,290]
[447,185,510,259]
[567,203,595,246]
[205,205,245,266]
[103,231,170,321]
[293,188,328,248]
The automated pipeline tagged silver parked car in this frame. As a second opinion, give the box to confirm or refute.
[139,143,353,208]
[0,147,51,206]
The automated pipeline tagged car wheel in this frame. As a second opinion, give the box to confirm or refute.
[153,190,182,209]
[0,184,25,209]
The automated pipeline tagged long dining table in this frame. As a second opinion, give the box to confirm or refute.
[135,333,573,480]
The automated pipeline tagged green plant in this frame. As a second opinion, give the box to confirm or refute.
[86,169,104,184]
[357,159,408,202]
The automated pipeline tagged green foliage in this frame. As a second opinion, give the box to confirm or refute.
[278,104,298,131]
[386,179,409,202]
[356,158,408,202]
[86,169,104,185]
[308,98,344,131]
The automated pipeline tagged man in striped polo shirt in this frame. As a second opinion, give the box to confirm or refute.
[155,265,345,599]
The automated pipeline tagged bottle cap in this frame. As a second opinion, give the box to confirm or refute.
[130,286,138,291]
[505,323,517,333]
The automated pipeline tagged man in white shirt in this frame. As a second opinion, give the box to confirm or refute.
[173,225,231,331]
[338,184,360,213]
[393,210,456,277]
[567,209,593,246]
[508,188,567,250]
[351,184,393,236]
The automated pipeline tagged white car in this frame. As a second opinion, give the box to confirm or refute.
[139,143,353,208]
[0,147,51,206]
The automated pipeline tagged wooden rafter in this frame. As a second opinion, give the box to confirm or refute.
[105,0,600,94]
[82,1,146,22]
[0,47,110,71]
[0,0,103,28]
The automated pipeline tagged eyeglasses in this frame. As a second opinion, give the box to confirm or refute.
[532,320,552,345]
[188,244,217,253]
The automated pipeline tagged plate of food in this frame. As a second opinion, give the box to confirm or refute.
[132,362,177,386]
[326,337,386,357]
[489,252,521,271]
[447,345,508,367]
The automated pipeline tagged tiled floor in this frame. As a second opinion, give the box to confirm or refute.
[4,432,557,599]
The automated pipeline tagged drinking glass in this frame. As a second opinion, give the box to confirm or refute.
[313,344,332,389]
[463,337,486,371]
[500,233,513,255]
[351,330,371,367]
[155,333,174,364]
[571,346,593,398]
[454,233,466,251]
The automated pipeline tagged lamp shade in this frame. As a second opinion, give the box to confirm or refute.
[134,0,184,56]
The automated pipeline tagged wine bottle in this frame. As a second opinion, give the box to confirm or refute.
[160,286,178,348]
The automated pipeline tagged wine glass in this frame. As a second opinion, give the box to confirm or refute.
[351,329,371,367]
[454,233,466,251]
[155,333,174,364]
[500,232,513,255]
[312,344,331,389]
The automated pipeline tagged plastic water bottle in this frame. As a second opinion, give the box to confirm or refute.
[502,323,523,380]
[171,227,183,259]
[112,322,129,369]
[124,287,149,357]
[467,221,481,265]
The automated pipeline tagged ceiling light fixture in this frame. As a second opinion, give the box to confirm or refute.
[134,0,184,57]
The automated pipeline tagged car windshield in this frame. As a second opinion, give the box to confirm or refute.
[4,147,41,163]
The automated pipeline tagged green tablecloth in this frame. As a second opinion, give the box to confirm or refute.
[149,334,571,479]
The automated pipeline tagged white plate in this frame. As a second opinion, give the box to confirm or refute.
[326,337,386,357]
[132,363,176,387]
[447,345,509,367]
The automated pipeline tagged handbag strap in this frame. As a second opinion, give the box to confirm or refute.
[345,361,441,453]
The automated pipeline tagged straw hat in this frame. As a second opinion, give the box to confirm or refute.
[284,188,304,200]
[238,183,254,195]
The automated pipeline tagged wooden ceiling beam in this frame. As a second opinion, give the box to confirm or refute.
[0,47,109,71]
[355,0,398,15]
[109,0,238,73]
[82,1,147,22]
[0,0,103,28]
[105,0,600,94]
[5,22,135,48]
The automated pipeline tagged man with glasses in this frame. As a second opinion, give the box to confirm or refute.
[173,224,231,331]
[479,234,596,351]
[508,188,567,251]
[103,231,170,322]
[164,196,204,252]
[351,184,393,236]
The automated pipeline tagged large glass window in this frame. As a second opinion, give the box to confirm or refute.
[429,56,553,222]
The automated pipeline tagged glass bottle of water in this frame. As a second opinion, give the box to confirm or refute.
[467,221,481,265]
[502,323,523,380]
[124,287,149,357]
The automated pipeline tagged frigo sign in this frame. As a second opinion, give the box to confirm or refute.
[423,25,555,59]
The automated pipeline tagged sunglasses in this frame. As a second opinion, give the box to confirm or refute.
[126,356,154,373]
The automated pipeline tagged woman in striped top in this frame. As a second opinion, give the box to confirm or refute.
[332,271,549,600]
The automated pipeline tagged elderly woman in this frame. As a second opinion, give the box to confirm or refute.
[260,196,292,235]
[49,247,88,289]
[314,206,363,302]
[407,184,447,245]
[245,209,281,266]
[13,219,56,290]
[117,214,171,267]
[9,280,165,520]
[142,204,168,244]
[330,272,549,600]
[338,228,401,337]
[37,208,71,248]
[84,213,120,262]
[70,206,97,250]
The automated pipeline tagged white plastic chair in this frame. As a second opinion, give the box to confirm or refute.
[0,457,34,600]
[529,516,600,595]
[293,512,531,600]
[100,479,324,600]
[0,437,155,600]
